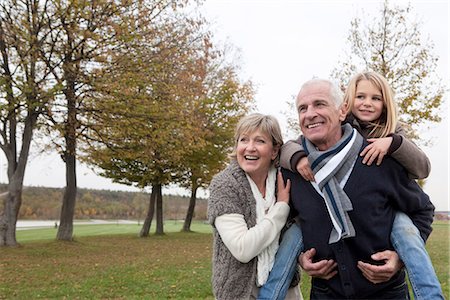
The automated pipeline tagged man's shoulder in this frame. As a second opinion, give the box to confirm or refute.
[280,167,299,179]
[280,167,310,190]
[354,151,407,178]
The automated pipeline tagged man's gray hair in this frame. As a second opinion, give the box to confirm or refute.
[298,78,344,108]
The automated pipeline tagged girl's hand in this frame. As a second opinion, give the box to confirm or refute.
[296,156,315,181]
[360,137,393,166]
[276,170,291,204]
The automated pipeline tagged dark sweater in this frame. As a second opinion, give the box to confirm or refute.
[284,142,435,299]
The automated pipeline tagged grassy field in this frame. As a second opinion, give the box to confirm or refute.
[0,220,448,299]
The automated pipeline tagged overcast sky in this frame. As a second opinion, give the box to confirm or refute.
[1,0,448,211]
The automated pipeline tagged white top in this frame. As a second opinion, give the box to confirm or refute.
[214,202,289,263]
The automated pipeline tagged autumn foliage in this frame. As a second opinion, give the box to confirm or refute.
[0,184,207,221]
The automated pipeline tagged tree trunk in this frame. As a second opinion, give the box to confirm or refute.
[0,1,42,247]
[140,185,156,237]
[0,181,22,247]
[56,60,78,241]
[56,151,77,240]
[0,112,37,247]
[155,184,164,235]
[182,182,198,232]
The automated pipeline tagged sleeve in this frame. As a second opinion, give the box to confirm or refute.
[214,202,290,263]
[279,137,307,172]
[390,125,431,179]
[386,161,435,242]
[207,174,244,226]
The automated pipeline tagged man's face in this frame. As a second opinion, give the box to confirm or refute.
[296,82,346,151]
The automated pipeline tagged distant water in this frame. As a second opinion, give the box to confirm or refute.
[16,220,138,230]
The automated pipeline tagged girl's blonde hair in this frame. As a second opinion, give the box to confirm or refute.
[344,71,398,138]
[229,113,283,164]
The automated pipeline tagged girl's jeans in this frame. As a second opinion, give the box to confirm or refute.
[258,222,303,300]
[391,212,444,300]
[258,212,443,300]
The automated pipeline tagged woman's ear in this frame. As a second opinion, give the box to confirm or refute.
[272,144,280,160]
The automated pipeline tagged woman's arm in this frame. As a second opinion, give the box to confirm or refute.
[215,202,289,263]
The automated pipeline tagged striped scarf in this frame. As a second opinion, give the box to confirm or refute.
[302,123,363,244]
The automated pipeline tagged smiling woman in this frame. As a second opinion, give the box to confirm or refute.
[233,115,283,193]
[207,113,303,299]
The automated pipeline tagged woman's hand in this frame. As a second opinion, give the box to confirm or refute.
[360,137,393,166]
[296,156,314,181]
[276,170,291,204]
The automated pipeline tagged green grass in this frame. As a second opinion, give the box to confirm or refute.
[425,221,450,297]
[16,220,211,242]
[1,220,448,299]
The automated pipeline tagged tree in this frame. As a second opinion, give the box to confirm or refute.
[82,11,213,236]
[39,0,127,241]
[37,0,193,241]
[330,0,445,143]
[178,64,254,232]
[0,0,56,246]
[285,1,445,145]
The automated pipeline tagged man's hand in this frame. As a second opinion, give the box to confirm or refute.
[298,248,337,280]
[296,157,315,181]
[357,250,404,284]
[360,137,393,166]
[276,170,291,204]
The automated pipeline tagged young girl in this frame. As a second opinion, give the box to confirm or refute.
[258,71,443,300]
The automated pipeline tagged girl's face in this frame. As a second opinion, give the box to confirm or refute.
[236,129,278,179]
[352,79,384,122]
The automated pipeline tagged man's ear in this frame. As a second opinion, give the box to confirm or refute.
[338,103,347,121]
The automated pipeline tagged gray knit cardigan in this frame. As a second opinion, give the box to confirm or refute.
[207,160,258,300]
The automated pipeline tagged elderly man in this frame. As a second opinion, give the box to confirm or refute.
[283,78,435,299]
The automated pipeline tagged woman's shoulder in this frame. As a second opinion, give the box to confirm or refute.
[211,160,246,186]
[208,161,252,220]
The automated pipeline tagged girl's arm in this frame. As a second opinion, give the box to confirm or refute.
[279,139,304,171]
[389,125,431,179]
[280,138,315,181]
[360,125,430,179]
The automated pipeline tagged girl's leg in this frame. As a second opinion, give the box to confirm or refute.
[391,211,444,300]
[258,222,303,300]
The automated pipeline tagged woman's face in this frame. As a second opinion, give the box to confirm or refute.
[352,79,384,122]
[236,129,278,179]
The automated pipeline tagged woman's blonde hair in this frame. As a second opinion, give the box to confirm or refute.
[229,113,283,164]
[343,71,398,138]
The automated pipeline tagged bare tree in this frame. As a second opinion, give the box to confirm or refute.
[285,1,445,143]
[0,0,56,246]
[331,0,445,143]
